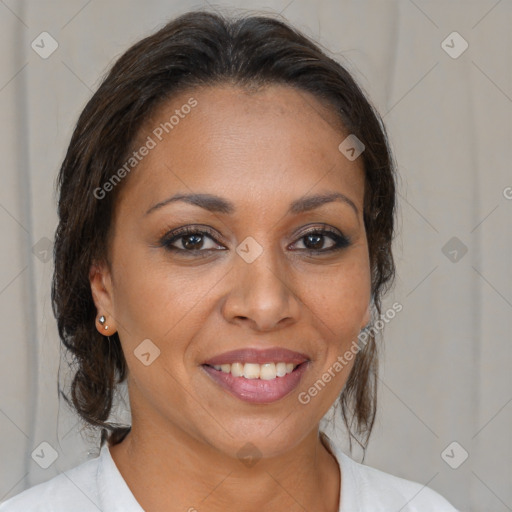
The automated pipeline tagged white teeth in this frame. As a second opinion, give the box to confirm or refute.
[276,362,287,377]
[243,363,260,379]
[231,362,244,377]
[260,363,276,380]
[210,362,299,379]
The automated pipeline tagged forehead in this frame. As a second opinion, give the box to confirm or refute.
[116,84,365,216]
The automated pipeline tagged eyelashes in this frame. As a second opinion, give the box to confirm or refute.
[161,226,225,254]
[159,224,351,257]
[289,227,351,253]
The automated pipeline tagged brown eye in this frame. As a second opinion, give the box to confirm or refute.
[303,233,329,250]
[291,229,350,253]
[180,233,206,250]
[161,227,225,253]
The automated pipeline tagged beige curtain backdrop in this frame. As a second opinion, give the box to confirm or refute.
[1,1,510,510]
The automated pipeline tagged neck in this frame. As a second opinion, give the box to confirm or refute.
[108,416,340,512]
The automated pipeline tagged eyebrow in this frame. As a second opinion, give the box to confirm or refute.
[145,191,359,216]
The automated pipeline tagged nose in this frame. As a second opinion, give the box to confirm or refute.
[220,246,301,332]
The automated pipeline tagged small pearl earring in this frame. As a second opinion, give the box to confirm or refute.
[99,315,109,330]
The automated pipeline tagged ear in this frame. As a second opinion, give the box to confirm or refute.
[89,261,117,335]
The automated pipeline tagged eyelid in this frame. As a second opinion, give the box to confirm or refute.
[289,225,350,251]
[159,223,351,255]
[159,225,226,249]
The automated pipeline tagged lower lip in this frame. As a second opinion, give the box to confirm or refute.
[202,363,309,404]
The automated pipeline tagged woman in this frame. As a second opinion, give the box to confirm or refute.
[0,9,458,511]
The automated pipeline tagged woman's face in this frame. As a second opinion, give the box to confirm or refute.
[91,84,371,458]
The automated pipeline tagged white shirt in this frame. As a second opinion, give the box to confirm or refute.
[0,438,459,511]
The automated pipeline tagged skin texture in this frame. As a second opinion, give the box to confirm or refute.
[89,84,371,512]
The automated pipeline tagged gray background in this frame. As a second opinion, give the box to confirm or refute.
[1,1,511,511]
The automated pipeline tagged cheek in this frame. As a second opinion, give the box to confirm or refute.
[111,247,215,342]
[111,263,200,401]
[296,260,369,409]
[303,258,371,335]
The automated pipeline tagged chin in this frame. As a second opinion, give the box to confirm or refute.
[201,416,313,462]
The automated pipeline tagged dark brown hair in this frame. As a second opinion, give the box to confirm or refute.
[52,8,396,454]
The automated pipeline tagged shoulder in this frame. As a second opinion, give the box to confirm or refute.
[338,450,459,511]
[320,435,459,512]
[0,453,102,512]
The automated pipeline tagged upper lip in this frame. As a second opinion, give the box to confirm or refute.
[203,347,310,366]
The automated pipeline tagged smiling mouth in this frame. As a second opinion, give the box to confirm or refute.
[203,361,303,380]
[201,347,310,403]
[201,361,309,404]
